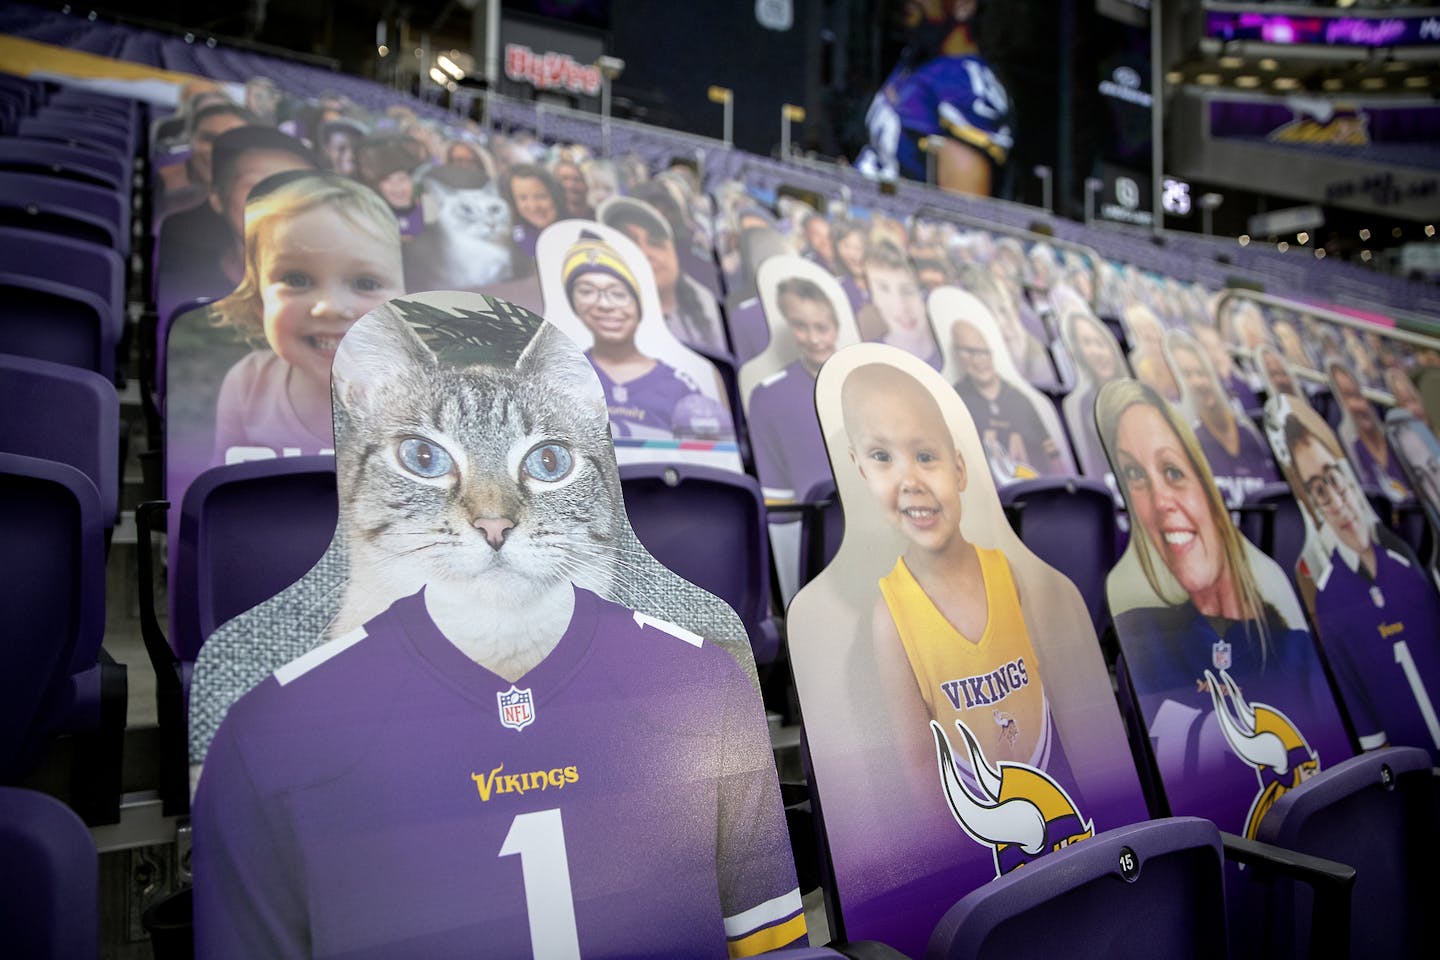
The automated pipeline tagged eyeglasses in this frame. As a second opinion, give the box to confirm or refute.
[572,283,634,307]
[1302,463,1348,508]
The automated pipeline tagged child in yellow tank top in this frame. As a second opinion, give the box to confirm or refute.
[842,363,1051,770]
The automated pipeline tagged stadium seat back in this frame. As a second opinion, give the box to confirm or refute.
[927,817,1228,960]
[0,787,100,959]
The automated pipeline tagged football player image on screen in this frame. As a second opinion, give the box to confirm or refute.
[192,296,804,959]
[856,0,1013,196]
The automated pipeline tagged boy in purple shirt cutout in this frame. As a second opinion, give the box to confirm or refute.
[1283,408,1440,760]
[749,276,841,502]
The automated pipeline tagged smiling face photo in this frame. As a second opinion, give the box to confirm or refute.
[843,363,968,555]
[1099,379,1351,842]
[782,342,1149,958]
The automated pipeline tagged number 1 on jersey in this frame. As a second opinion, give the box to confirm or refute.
[499,809,580,960]
[1393,640,1440,750]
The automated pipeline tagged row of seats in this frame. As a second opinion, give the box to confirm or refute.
[0,74,140,829]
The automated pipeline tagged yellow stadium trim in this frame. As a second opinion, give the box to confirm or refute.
[727,914,807,958]
[0,35,203,84]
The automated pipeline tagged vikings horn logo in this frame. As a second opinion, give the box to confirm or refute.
[931,719,1094,878]
[1204,669,1321,840]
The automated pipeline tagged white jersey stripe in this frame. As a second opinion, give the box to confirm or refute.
[723,887,803,938]
[275,627,368,686]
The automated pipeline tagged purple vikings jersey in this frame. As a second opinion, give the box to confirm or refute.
[856,54,1013,184]
[1351,437,1412,500]
[193,587,804,959]
[729,297,771,367]
[588,355,710,440]
[749,360,831,502]
[1117,602,1352,835]
[1195,421,1280,507]
[1312,533,1440,761]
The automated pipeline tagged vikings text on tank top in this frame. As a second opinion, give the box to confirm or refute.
[879,548,1054,772]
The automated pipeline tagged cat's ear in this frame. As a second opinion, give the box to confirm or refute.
[519,322,606,417]
[332,303,436,416]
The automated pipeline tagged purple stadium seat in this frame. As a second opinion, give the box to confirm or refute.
[1255,745,1438,958]
[0,271,116,381]
[0,786,99,960]
[0,453,106,777]
[0,171,129,254]
[999,476,1119,638]
[16,115,131,157]
[620,461,781,664]
[0,192,120,250]
[0,137,126,190]
[171,456,340,663]
[926,817,1228,960]
[0,226,124,339]
[0,353,120,531]
[794,477,845,589]
[137,457,337,815]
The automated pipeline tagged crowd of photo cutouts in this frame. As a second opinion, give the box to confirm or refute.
[153,76,1440,957]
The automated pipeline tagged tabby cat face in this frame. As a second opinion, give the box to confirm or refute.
[333,307,620,599]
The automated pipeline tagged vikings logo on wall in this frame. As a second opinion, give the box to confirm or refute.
[785,343,1148,958]
[1098,378,1351,841]
[932,719,1094,878]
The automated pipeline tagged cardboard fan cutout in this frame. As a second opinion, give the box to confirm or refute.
[1098,378,1351,843]
[1163,328,1279,507]
[1262,397,1440,762]
[1328,360,1412,502]
[189,291,804,958]
[929,286,1075,484]
[534,220,743,473]
[741,254,862,504]
[189,292,763,765]
[741,255,863,602]
[1058,307,1131,483]
[597,193,727,355]
[1388,408,1440,562]
[1252,344,1309,411]
[786,343,1148,959]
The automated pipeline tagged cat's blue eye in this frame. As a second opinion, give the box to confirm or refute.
[523,443,574,483]
[397,437,453,479]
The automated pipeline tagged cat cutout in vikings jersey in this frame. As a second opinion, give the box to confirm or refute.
[190,292,803,959]
[189,293,762,765]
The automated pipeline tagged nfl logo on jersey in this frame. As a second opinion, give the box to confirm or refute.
[497,685,535,731]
